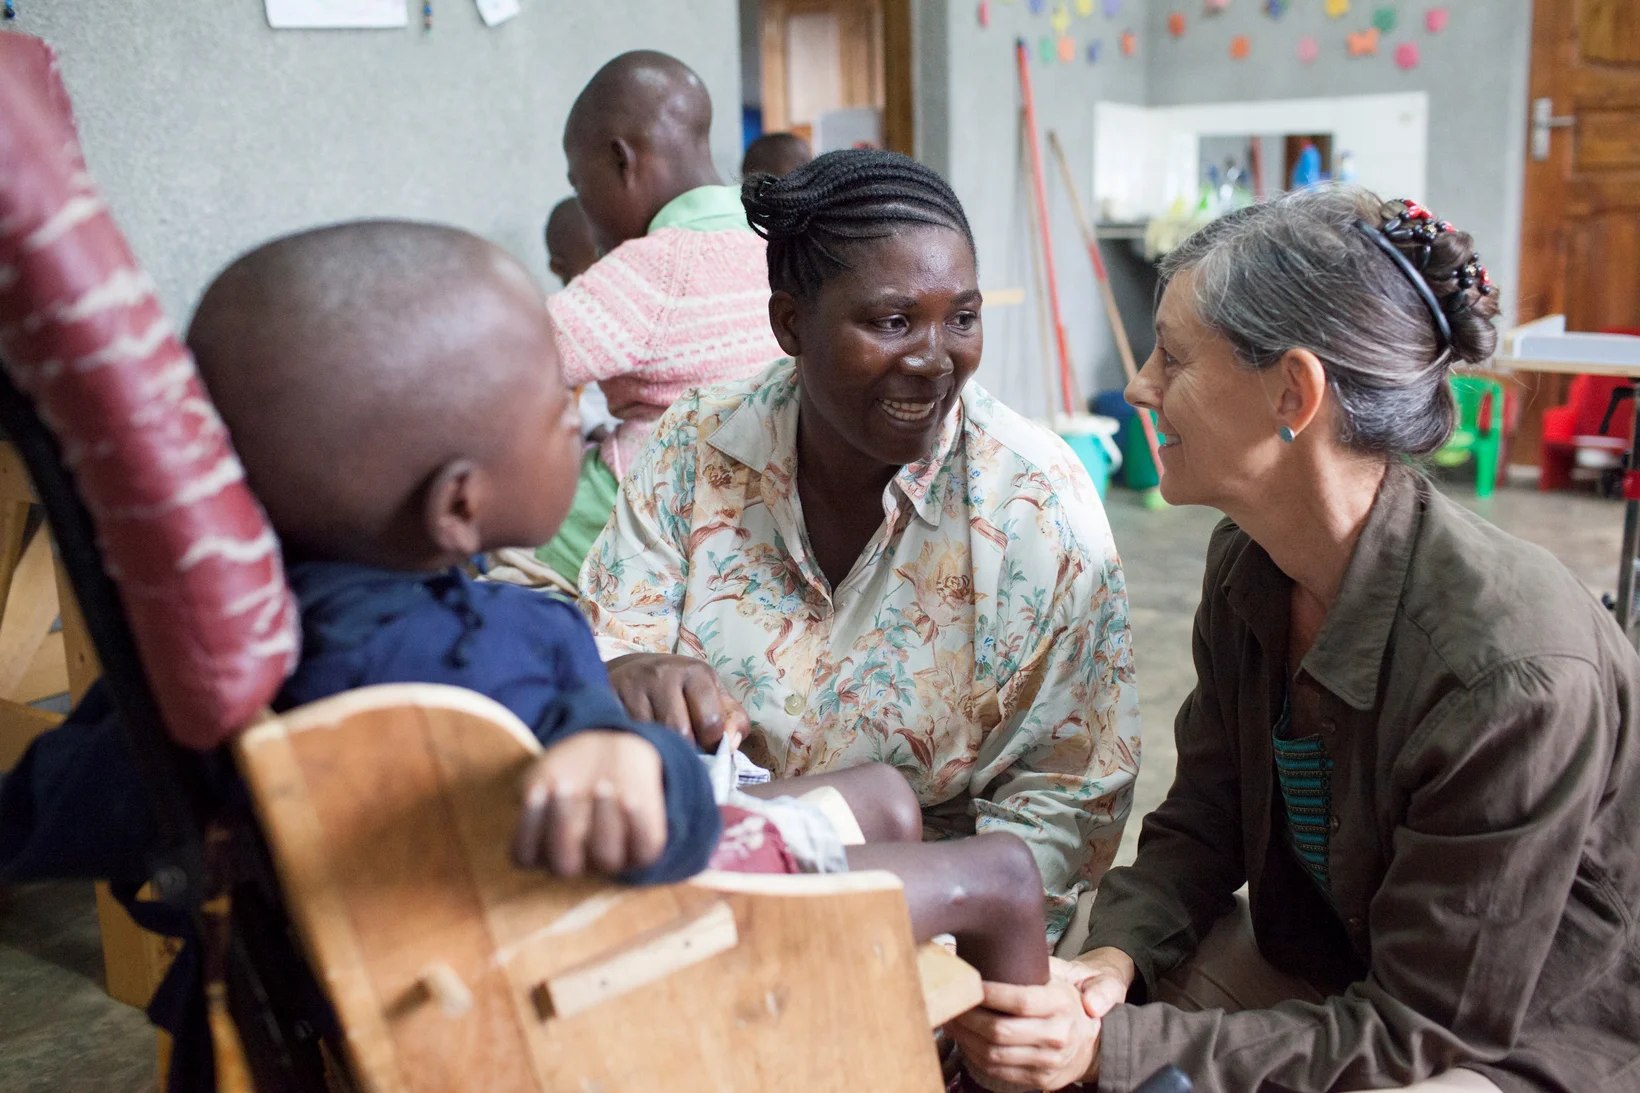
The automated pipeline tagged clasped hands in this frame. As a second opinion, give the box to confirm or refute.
[947,947,1137,1092]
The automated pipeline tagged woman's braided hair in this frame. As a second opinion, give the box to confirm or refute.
[742,148,975,300]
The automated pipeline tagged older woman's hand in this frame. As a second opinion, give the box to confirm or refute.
[604,653,749,750]
[950,949,1137,1091]
[949,958,1102,1091]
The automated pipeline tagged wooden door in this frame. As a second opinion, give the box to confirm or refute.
[758,0,914,157]
[1512,0,1640,465]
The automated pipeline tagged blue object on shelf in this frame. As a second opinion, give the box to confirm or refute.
[1291,142,1322,189]
[1058,415,1123,499]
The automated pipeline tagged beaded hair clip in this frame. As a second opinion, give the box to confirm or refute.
[1354,199,1492,356]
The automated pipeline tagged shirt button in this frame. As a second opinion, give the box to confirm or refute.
[784,694,805,716]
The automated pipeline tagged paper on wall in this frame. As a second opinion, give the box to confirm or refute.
[265,0,407,28]
[475,0,521,26]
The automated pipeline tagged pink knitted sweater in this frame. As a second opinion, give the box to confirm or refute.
[546,226,783,478]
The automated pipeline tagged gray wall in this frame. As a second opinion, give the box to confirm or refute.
[933,1,1150,419]
[923,0,1531,404]
[10,1,746,319]
[13,0,1533,414]
[1143,0,1533,332]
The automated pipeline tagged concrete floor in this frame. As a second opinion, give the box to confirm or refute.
[0,476,1626,1091]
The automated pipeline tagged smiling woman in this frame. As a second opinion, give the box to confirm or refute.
[579,149,1143,946]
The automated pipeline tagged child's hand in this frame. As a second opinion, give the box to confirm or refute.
[513,731,667,877]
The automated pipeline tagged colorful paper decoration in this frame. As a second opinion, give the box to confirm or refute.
[1372,5,1397,33]
[1168,11,1186,35]
[1395,40,1420,68]
[1297,33,1320,62]
[1347,26,1380,55]
[1028,0,1044,13]
[1204,0,1231,11]
[1040,35,1055,61]
[1264,0,1287,17]
[1060,35,1079,60]
[1087,38,1103,61]
[1120,28,1137,55]
[1230,33,1250,58]
[978,0,990,27]
[1103,0,1121,16]
[1078,0,1094,15]
[1051,2,1072,35]
[1325,0,1350,17]
[1425,6,1448,32]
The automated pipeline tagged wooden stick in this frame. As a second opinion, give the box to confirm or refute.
[1015,41,1077,417]
[1046,130,1165,478]
[1021,110,1063,422]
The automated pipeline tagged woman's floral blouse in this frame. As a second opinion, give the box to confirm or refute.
[582,360,1141,938]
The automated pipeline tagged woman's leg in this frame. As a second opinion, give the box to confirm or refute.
[1162,895,1503,1093]
[848,833,1050,986]
[1156,891,1326,1011]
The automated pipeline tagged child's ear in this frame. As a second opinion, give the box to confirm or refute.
[424,459,484,559]
[768,291,802,359]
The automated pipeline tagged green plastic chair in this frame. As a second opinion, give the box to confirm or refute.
[1434,375,1505,497]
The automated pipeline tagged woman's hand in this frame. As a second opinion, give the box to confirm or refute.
[1074,946,1138,1021]
[948,956,1109,1091]
[605,653,749,750]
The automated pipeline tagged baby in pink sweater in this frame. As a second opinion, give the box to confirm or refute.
[538,51,782,580]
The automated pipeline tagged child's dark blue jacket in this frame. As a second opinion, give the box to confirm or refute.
[0,561,720,1088]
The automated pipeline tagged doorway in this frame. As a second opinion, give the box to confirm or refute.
[739,0,914,161]
[1510,0,1640,465]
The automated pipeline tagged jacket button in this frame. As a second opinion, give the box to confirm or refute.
[784,694,805,716]
[1347,916,1364,933]
[1321,718,1337,734]
[1330,816,1341,833]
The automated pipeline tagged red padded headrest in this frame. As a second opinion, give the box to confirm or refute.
[0,32,299,748]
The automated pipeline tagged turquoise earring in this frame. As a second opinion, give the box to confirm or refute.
[1279,425,1296,443]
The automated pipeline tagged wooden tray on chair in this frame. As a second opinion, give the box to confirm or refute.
[234,684,981,1093]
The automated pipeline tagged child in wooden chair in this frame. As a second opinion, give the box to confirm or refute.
[3,220,1048,992]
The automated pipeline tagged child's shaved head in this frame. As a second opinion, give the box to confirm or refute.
[563,51,722,251]
[188,220,581,570]
[545,197,599,285]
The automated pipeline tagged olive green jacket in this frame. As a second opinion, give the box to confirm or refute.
[1085,465,1640,1093]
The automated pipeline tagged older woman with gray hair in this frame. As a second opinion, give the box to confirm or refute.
[949,185,1640,1093]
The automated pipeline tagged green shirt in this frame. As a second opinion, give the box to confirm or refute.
[646,185,754,235]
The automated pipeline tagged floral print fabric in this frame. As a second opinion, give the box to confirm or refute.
[582,360,1141,938]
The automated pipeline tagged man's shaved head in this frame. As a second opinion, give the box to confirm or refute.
[563,51,723,251]
[188,220,581,569]
[741,132,812,180]
[566,50,713,154]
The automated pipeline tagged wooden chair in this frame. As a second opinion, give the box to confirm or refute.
[1,30,980,1092]
[238,683,978,1092]
[0,439,71,770]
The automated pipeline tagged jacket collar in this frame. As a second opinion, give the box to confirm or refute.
[1221,463,1423,711]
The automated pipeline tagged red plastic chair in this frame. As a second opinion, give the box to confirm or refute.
[1537,329,1640,492]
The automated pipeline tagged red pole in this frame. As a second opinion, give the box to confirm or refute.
[1015,39,1078,418]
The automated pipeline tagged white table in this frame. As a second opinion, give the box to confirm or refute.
[1501,317,1640,639]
